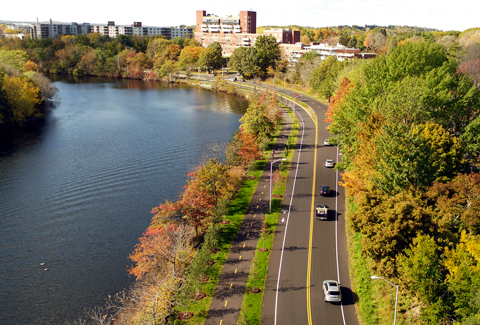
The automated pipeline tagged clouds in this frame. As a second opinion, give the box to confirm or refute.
[1,0,478,31]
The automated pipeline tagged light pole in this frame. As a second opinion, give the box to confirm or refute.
[293,93,300,122]
[270,158,286,213]
[371,275,399,325]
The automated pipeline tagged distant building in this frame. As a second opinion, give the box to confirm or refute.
[171,26,193,39]
[263,28,300,45]
[195,10,258,55]
[30,19,90,39]
[90,21,173,38]
[305,42,377,61]
[280,41,376,64]
[28,19,192,40]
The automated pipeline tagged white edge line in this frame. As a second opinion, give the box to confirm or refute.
[274,107,305,325]
[336,147,347,325]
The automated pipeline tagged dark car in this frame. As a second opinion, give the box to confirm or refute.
[320,185,330,196]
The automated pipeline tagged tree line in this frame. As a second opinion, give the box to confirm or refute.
[0,31,287,84]
[326,40,480,323]
[284,27,480,99]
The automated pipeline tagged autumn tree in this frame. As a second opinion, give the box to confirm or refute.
[128,223,194,279]
[426,172,480,235]
[2,75,40,125]
[236,130,261,167]
[363,32,387,54]
[444,231,480,322]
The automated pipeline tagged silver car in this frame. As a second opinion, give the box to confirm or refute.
[325,159,335,168]
[323,280,342,303]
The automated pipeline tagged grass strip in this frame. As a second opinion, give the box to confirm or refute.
[173,125,283,324]
[237,106,299,324]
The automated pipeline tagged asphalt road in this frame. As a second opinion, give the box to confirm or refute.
[192,76,359,324]
[258,87,359,325]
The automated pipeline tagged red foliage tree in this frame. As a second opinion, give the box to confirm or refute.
[236,130,261,167]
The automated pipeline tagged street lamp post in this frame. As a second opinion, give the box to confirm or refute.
[270,158,287,213]
[371,275,399,325]
[293,93,300,122]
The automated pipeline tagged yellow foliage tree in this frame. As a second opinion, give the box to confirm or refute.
[2,75,40,125]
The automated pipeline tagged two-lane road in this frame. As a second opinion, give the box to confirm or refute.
[261,88,358,325]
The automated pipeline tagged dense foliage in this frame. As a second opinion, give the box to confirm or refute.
[326,39,480,323]
[0,49,56,129]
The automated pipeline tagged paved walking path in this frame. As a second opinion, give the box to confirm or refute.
[205,111,292,325]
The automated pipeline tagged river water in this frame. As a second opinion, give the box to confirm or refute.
[0,75,247,324]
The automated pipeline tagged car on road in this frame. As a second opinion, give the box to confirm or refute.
[320,185,330,196]
[323,280,342,303]
[324,138,332,146]
[325,159,335,168]
[315,203,328,220]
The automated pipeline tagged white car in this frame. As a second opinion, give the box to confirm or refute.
[325,159,335,168]
[324,138,331,146]
[323,280,342,303]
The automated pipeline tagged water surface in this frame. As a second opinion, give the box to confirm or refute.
[0,76,247,324]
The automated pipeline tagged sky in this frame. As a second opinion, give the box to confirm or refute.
[1,0,478,32]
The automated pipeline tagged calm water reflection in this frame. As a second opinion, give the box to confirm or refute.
[0,75,247,324]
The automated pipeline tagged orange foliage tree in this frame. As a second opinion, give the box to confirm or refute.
[325,77,354,125]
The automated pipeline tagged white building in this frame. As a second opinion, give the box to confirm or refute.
[30,19,90,39]
[28,19,189,40]
[170,27,193,39]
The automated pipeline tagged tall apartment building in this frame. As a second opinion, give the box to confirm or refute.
[30,19,90,39]
[195,10,258,55]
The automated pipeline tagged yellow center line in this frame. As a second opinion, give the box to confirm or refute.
[230,284,232,289]
[239,256,242,260]
[220,321,223,325]
[235,269,237,273]
[247,233,249,237]
[243,243,245,247]
[225,301,228,307]
[306,115,318,325]
[262,192,263,194]
[251,223,253,227]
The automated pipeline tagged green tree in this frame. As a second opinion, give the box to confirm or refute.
[461,116,480,156]
[197,46,222,70]
[399,234,450,322]
[254,35,281,75]
[373,122,463,194]
[228,47,258,77]
[309,56,346,100]
[239,99,275,140]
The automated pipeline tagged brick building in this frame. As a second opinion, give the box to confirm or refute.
[195,10,259,55]
[263,28,300,45]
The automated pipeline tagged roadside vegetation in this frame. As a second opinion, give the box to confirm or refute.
[328,40,480,324]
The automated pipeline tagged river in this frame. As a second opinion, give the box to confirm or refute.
[0,75,247,324]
